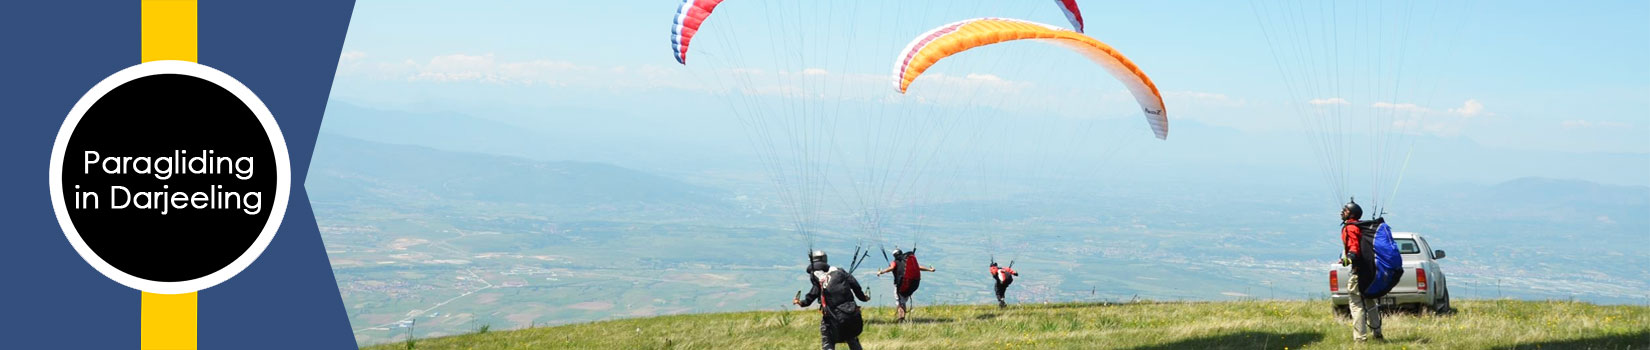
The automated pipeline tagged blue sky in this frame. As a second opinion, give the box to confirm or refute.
[327,1,1649,189]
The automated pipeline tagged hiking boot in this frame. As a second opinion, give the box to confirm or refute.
[1373,331,1385,341]
[998,300,1006,308]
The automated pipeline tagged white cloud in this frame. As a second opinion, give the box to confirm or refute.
[965,73,1003,82]
[1390,117,1464,137]
[1332,99,1493,138]
[888,72,1037,101]
[409,53,497,82]
[1308,97,1349,105]
[340,50,367,61]
[1449,99,1490,117]
[1367,99,1490,119]
[1369,100,1495,137]
[334,51,375,76]
[802,68,828,76]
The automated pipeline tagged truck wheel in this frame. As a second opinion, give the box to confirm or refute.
[1434,288,1452,315]
[1333,304,1350,319]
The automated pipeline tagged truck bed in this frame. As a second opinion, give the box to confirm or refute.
[1330,253,1430,306]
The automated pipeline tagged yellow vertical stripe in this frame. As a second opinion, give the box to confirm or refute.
[141,292,198,350]
[141,1,199,348]
[141,0,197,62]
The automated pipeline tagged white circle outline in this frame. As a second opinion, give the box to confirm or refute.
[48,60,291,295]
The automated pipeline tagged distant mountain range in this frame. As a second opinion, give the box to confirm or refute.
[307,134,730,212]
[1484,177,1650,208]
[318,103,595,163]
[321,101,1650,188]
[318,102,749,173]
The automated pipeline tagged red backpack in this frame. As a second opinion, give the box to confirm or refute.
[897,254,922,295]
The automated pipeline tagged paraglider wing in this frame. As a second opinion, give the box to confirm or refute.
[1055,0,1085,33]
[671,0,726,64]
[891,18,1168,139]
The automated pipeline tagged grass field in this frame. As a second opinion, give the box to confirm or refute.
[364,299,1648,349]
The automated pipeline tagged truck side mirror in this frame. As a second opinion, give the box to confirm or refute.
[1434,250,1446,259]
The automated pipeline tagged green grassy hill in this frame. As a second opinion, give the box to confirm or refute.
[364,299,1647,349]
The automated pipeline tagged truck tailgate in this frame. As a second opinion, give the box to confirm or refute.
[1386,255,1426,295]
[1332,256,1425,295]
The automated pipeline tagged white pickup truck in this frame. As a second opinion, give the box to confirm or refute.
[1330,231,1452,315]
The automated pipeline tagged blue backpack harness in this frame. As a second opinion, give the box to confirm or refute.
[1350,218,1404,298]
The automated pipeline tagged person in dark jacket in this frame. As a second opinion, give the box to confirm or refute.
[794,250,872,350]
[1339,199,1383,342]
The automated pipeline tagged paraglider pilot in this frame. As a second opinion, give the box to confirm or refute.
[989,262,1018,308]
[876,248,935,322]
[1340,199,1384,342]
[795,250,871,350]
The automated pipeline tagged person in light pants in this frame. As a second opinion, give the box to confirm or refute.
[1340,199,1384,342]
[1347,273,1383,342]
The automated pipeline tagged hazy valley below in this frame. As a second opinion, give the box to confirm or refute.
[311,105,1649,345]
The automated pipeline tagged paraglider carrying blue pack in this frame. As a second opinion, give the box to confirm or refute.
[1352,218,1405,298]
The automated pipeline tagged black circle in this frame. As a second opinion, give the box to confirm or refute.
[60,74,277,282]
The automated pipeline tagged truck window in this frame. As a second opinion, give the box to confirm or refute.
[1419,237,1433,257]
[1394,238,1422,254]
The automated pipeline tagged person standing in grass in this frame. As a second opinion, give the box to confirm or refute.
[989,262,1018,308]
[795,250,871,350]
[1340,199,1384,342]
[876,248,936,322]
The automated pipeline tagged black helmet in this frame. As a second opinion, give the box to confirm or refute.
[809,250,827,263]
[807,261,829,275]
[892,248,903,257]
[990,262,999,267]
[1343,198,1363,220]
